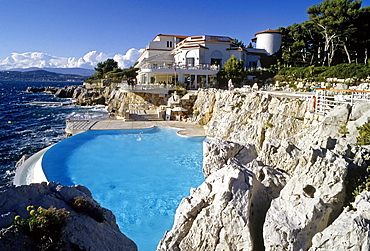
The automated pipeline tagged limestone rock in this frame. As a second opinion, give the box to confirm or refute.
[309,191,370,251]
[195,89,312,151]
[257,139,301,175]
[54,86,78,98]
[0,182,137,251]
[192,89,217,125]
[245,159,287,199]
[347,108,370,139]
[263,148,348,251]
[157,159,268,251]
[349,100,370,121]
[202,139,257,178]
[316,103,351,138]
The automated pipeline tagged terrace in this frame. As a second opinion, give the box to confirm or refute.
[140,63,220,72]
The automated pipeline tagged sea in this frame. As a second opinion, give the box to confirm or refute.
[0,80,92,186]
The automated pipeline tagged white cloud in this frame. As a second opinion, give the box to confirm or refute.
[113,48,144,68]
[0,48,143,70]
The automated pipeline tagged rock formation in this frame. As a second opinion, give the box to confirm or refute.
[309,191,370,250]
[0,182,137,251]
[22,85,370,250]
[158,89,370,250]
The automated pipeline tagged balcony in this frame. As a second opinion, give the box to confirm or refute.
[140,63,220,72]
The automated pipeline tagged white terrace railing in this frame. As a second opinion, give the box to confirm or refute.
[117,83,176,93]
[314,88,370,115]
[140,63,220,71]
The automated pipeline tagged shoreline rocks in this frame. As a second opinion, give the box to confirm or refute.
[0,182,137,251]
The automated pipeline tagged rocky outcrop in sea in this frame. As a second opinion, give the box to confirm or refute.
[31,84,173,117]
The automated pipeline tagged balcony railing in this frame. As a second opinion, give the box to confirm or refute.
[140,63,220,71]
[117,83,176,92]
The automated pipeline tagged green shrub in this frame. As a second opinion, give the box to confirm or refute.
[14,205,69,247]
[275,64,370,83]
[345,165,370,204]
[339,122,349,136]
[319,63,370,82]
[357,122,370,145]
[69,196,105,223]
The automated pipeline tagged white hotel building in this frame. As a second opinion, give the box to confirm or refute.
[135,30,281,88]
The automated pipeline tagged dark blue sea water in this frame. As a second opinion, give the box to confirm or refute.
[0,81,85,185]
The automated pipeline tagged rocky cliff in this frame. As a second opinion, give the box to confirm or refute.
[23,86,370,250]
[43,85,173,117]
[0,182,137,251]
[158,89,370,250]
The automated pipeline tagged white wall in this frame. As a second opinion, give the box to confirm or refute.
[148,35,176,50]
[256,33,282,55]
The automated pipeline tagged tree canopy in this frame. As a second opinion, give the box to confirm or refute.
[217,55,246,86]
[94,58,118,76]
[86,59,138,84]
[279,0,370,67]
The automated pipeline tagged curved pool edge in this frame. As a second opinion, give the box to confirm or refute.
[13,145,52,186]
[13,123,207,186]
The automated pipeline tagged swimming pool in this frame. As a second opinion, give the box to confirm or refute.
[42,127,205,250]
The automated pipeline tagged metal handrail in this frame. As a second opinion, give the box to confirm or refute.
[314,88,370,115]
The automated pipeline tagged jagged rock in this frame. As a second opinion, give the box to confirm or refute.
[263,147,348,251]
[257,139,301,175]
[347,108,370,140]
[23,86,370,250]
[194,89,312,152]
[0,225,36,250]
[349,100,370,121]
[91,95,105,105]
[202,139,257,178]
[192,89,217,125]
[316,103,351,138]
[26,86,44,92]
[245,159,287,199]
[157,159,268,251]
[309,191,370,250]
[54,86,77,98]
[0,182,137,251]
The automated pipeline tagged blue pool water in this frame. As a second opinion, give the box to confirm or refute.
[42,127,205,250]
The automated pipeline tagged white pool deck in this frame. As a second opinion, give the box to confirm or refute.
[13,119,206,186]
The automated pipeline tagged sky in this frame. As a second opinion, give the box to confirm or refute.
[1,0,370,70]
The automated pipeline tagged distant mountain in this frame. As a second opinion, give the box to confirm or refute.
[10,67,95,77]
[0,69,88,82]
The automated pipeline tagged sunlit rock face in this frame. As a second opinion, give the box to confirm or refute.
[309,191,370,251]
[157,89,370,251]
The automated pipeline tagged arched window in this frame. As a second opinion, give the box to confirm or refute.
[185,50,197,67]
[211,50,223,66]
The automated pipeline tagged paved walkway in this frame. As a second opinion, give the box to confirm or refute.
[89,119,206,137]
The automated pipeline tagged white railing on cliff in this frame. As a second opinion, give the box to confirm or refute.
[314,88,370,115]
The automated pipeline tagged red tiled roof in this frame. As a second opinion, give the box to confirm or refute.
[156,34,189,38]
[254,29,281,36]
